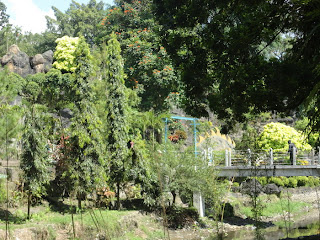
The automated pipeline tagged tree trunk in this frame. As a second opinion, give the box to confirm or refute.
[27,192,31,219]
[77,196,82,209]
[116,181,120,210]
[172,191,176,205]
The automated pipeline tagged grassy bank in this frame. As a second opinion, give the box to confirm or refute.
[0,207,165,240]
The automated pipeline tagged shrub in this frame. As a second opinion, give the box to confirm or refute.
[166,206,199,229]
[297,176,309,187]
[268,177,284,187]
[0,178,6,204]
[257,122,312,151]
[257,177,267,186]
[287,177,298,188]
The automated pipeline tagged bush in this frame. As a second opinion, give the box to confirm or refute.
[0,179,6,204]
[166,206,199,229]
[268,177,284,187]
[257,177,267,186]
[310,177,320,186]
[257,122,312,151]
[297,176,309,187]
[287,177,298,188]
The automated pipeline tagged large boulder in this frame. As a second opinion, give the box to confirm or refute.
[240,178,264,196]
[1,45,32,77]
[1,45,53,76]
[263,183,281,195]
[31,50,53,73]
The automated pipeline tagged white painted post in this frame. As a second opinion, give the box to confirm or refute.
[225,150,229,167]
[270,148,273,165]
[247,149,251,166]
[311,149,315,165]
[228,150,232,166]
[193,191,205,217]
[208,147,213,165]
[318,147,320,165]
[293,147,297,165]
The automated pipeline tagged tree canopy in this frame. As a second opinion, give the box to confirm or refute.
[153,0,320,132]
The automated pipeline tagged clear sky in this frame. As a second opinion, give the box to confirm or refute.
[2,0,114,34]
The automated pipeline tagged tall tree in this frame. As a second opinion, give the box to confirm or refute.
[68,36,105,208]
[0,0,8,30]
[153,0,320,132]
[46,0,107,47]
[104,34,129,209]
[97,0,182,112]
[21,77,52,219]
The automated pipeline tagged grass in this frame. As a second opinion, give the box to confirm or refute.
[237,195,310,219]
[0,206,165,239]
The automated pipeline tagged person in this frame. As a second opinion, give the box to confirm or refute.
[287,140,297,165]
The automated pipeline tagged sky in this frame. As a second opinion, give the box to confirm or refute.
[2,0,114,34]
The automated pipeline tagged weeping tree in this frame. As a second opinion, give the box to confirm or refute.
[104,34,130,209]
[20,79,52,219]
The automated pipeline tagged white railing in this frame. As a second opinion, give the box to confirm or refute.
[200,147,320,167]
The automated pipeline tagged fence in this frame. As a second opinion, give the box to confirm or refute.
[200,147,320,167]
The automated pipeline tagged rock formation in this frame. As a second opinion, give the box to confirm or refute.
[1,44,53,77]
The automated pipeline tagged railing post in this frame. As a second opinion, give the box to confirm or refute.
[318,146,320,165]
[228,150,232,166]
[247,148,251,166]
[270,148,273,165]
[225,150,229,167]
[293,147,297,165]
[311,149,315,165]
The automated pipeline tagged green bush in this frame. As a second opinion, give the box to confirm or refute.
[257,177,267,186]
[257,122,312,151]
[287,177,298,188]
[268,177,285,187]
[0,179,6,204]
[297,176,309,187]
[310,177,320,186]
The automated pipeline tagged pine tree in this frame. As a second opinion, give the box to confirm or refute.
[104,34,129,209]
[20,80,52,219]
[67,36,106,208]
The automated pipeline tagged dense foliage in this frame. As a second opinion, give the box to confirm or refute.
[153,0,320,137]
[0,0,320,222]
[257,122,312,151]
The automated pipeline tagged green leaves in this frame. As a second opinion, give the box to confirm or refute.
[257,122,312,151]
[53,36,80,72]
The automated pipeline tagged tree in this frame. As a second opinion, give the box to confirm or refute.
[21,76,52,219]
[153,0,320,130]
[0,0,8,30]
[104,34,129,209]
[46,0,107,46]
[97,0,182,112]
[66,36,106,208]
[0,70,25,154]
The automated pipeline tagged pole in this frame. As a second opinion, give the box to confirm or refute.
[270,148,273,165]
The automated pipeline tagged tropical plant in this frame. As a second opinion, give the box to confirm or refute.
[257,122,312,151]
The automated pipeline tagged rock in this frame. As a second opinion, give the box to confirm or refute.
[32,54,46,65]
[263,183,281,195]
[1,45,32,77]
[240,178,263,196]
[1,45,53,76]
[42,50,53,73]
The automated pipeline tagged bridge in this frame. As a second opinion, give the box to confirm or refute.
[202,147,320,177]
